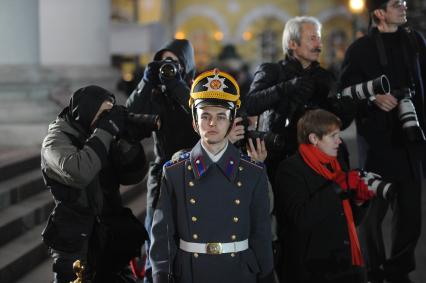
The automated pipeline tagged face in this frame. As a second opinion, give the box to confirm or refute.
[289,23,322,67]
[314,127,342,157]
[91,100,114,127]
[383,0,407,26]
[195,106,231,145]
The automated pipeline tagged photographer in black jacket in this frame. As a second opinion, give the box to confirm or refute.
[41,85,148,283]
[126,39,199,283]
[339,1,426,282]
[245,16,352,186]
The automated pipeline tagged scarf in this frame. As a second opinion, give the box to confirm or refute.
[299,143,364,266]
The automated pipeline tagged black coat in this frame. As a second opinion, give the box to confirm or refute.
[126,40,199,218]
[274,153,366,282]
[339,27,426,180]
[245,57,353,183]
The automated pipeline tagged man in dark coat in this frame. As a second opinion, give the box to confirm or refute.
[41,86,148,283]
[126,39,200,282]
[245,16,353,186]
[149,69,275,283]
[339,1,426,282]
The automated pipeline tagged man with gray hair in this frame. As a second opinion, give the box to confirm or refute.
[245,16,351,185]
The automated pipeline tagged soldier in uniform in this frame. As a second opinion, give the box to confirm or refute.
[149,69,275,283]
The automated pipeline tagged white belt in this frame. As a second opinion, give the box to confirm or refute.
[179,239,249,254]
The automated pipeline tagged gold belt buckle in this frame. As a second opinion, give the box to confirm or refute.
[206,242,223,254]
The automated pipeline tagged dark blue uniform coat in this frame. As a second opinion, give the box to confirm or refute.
[150,141,273,283]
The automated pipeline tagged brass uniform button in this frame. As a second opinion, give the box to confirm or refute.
[191,216,197,222]
[238,166,243,171]
[187,165,192,170]
[194,253,199,258]
[193,234,198,240]
[190,198,196,204]
[231,253,235,257]
[235,199,240,205]
[231,235,236,240]
[237,181,242,187]
[233,217,239,223]
[189,181,194,187]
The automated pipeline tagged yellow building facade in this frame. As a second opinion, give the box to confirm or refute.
[112,0,368,72]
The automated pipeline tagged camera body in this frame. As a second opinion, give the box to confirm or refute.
[159,57,180,81]
[359,169,395,200]
[392,88,425,143]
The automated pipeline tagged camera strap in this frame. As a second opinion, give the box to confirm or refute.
[372,27,418,92]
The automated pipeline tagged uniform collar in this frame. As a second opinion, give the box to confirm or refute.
[190,140,240,181]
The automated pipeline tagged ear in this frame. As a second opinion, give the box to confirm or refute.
[308,133,319,146]
[288,39,298,51]
[192,120,200,135]
[373,9,386,22]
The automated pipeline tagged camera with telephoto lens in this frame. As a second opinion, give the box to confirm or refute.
[359,170,395,200]
[159,57,180,81]
[340,75,390,101]
[392,88,425,143]
[119,107,161,142]
[246,130,286,152]
[126,112,161,132]
[236,114,286,152]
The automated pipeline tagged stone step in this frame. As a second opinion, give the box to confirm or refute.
[0,224,49,283]
[9,189,147,283]
[0,169,45,211]
[0,148,40,182]
[0,190,53,247]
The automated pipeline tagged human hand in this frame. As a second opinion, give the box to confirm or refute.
[247,138,267,162]
[96,105,126,136]
[285,76,315,104]
[142,61,162,86]
[354,178,375,202]
[373,94,398,112]
[334,170,361,191]
[228,117,245,144]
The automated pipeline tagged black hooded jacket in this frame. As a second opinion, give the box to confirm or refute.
[339,27,426,179]
[126,39,199,163]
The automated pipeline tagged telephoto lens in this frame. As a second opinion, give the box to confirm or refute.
[127,113,161,132]
[393,88,426,143]
[246,131,286,152]
[340,75,390,101]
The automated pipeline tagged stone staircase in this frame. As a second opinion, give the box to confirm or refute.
[0,141,151,283]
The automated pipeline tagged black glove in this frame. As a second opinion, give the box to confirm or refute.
[290,76,315,104]
[160,69,183,91]
[96,105,126,136]
[143,61,162,86]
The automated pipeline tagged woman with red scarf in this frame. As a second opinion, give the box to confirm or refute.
[275,109,373,283]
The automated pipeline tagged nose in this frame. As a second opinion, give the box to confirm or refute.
[209,117,217,127]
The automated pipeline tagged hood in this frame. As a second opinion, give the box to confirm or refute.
[61,85,115,132]
[153,39,196,83]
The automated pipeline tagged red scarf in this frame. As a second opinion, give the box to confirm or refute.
[299,144,364,266]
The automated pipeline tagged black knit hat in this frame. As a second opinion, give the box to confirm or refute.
[68,85,115,131]
[366,0,389,11]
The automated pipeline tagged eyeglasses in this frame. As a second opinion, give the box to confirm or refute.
[383,1,407,10]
